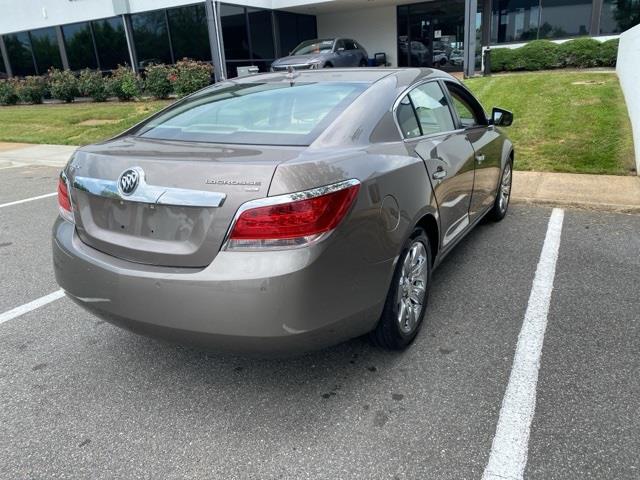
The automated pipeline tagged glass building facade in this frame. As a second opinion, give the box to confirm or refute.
[0,0,638,78]
[0,2,317,78]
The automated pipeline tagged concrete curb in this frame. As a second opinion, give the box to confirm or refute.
[512,197,640,214]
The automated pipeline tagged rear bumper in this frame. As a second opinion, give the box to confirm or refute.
[52,218,393,354]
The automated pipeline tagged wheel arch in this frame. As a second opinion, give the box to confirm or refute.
[415,213,439,266]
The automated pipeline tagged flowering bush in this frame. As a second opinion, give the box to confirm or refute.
[17,76,47,104]
[107,65,141,101]
[48,68,80,102]
[144,64,174,99]
[0,79,20,105]
[78,69,109,102]
[171,59,212,97]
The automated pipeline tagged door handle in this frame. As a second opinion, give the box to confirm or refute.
[476,154,486,163]
[432,166,447,180]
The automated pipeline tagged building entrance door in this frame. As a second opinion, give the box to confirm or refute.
[397,0,466,72]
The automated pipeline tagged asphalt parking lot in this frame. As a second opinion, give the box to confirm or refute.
[1,164,639,479]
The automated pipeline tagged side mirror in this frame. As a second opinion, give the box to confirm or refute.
[490,107,513,127]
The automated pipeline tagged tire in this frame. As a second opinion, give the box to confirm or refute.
[323,62,333,68]
[487,159,513,222]
[359,59,368,67]
[370,229,432,350]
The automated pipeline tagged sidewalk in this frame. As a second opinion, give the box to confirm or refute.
[0,143,77,169]
[0,142,638,213]
[512,171,640,214]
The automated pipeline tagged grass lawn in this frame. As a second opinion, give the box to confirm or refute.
[0,100,171,146]
[0,71,634,174]
[465,71,635,175]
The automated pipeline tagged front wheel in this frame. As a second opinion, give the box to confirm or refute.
[487,159,513,222]
[370,229,432,350]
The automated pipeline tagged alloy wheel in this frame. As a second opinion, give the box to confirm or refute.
[499,163,512,214]
[396,241,429,334]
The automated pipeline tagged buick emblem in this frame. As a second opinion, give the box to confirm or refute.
[118,168,141,196]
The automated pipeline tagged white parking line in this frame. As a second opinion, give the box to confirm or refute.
[0,192,57,209]
[0,290,66,325]
[482,208,565,480]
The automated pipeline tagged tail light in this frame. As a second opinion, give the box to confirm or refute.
[57,173,74,223]
[224,179,360,250]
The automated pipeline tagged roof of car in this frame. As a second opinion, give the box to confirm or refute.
[230,68,457,89]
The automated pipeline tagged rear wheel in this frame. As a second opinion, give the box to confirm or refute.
[359,59,368,67]
[488,159,513,222]
[371,229,432,350]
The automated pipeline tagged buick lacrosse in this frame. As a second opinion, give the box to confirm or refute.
[53,68,513,354]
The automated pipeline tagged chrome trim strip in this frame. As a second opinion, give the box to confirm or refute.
[221,178,361,251]
[72,175,226,208]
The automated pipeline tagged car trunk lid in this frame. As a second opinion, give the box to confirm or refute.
[67,137,300,267]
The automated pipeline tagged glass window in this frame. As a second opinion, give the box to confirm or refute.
[0,52,7,78]
[539,0,591,38]
[345,40,358,50]
[408,82,455,136]
[135,81,367,146]
[491,0,541,43]
[292,39,334,55]
[62,22,98,70]
[397,97,421,138]
[221,4,250,60]
[3,32,36,76]
[131,10,172,68]
[276,12,318,57]
[29,27,62,73]
[167,4,211,61]
[335,39,346,51]
[600,0,640,34]
[248,9,275,60]
[92,17,129,70]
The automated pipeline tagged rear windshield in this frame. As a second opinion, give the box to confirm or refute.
[135,82,368,146]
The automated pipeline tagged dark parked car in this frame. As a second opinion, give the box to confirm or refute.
[271,38,368,71]
[53,68,514,355]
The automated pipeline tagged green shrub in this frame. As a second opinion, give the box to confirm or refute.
[517,40,561,70]
[17,76,47,104]
[597,39,619,67]
[78,69,109,102]
[144,64,173,99]
[171,59,212,97]
[48,68,79,102]
[559,37,601,68]
[0,79,19,106]
[490,47,515,72]
[107,65,141,101]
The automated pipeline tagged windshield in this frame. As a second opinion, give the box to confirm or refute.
[292,39,334,55]
[135,82,368,146]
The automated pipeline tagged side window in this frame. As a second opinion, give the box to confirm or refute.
[397,97,421,139]
[446,84,486,128]
[345,40,357,50]
[335,39,346,51]
[408,82,455,136]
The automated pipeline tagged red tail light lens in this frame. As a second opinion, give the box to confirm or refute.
[226,180,360,250]
[57,175,74,223]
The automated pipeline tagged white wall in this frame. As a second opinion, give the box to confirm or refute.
[317,5,397,66]
[0,0,273,34]
[0,0,116,33]
[617,24,640,174]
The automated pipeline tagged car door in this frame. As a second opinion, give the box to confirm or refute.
[444,81,503,222]
[333,39,350,67]
[397,81,476,250]
[344,39,360,66]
